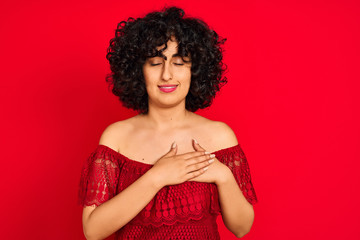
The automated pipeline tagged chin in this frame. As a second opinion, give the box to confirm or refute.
[154,99,186,108]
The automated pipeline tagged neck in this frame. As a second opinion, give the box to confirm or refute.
[142,100,192,130]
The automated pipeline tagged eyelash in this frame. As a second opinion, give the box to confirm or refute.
[150,63,184,66]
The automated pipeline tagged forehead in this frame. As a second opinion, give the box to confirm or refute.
[150,36,190,61]
[155,39,179,55]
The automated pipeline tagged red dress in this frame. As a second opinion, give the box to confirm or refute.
[78,144,258,239]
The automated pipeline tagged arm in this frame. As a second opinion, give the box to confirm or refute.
[215,123,255,238]
[216,168,255,238]
[83,169,162,240]
[216,123,255,238]
[83,124,163,240]
[191,122,256,238]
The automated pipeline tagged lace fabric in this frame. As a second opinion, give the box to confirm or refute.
[116,216,220,240]
[78,144,257,239]
[212,144,258,206]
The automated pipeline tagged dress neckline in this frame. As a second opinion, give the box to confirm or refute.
[97,143,240,167]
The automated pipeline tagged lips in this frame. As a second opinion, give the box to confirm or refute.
[158,84,178,93]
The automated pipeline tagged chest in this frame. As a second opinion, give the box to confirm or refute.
[118,128,218,165]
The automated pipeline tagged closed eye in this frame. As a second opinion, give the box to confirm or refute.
[174,63,184,66]
[150,63,162,66]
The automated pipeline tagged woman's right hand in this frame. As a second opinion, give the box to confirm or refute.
[148,142,216,188]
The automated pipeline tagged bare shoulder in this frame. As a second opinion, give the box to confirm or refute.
[193,114,239,150]
[209,120,239,149]
[98,116,137,152]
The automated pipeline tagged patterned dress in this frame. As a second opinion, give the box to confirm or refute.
[78,144,258,239]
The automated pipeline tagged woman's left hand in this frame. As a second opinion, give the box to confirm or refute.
[187,139,231,185]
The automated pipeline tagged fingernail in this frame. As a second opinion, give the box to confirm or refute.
[172,142,177,148]
[210,154,215,158]
[193,139,198,144]
[203,167,209,171]
[208,159,215,163]
[205,151,211,154]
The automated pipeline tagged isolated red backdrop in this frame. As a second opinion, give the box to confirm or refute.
[1,0,359,239]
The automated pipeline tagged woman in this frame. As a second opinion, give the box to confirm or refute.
[78,6,257,240]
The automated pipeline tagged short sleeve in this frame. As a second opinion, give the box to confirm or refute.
[216,145,258,205]
[78,146,120,207]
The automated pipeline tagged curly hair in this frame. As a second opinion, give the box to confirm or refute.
[105,6,227,114]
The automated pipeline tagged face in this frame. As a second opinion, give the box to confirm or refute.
[142,37,191,110]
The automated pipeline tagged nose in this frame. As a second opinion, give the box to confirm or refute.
[161,62,173,81]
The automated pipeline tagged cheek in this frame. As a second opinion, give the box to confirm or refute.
[143,70,156,86]
[179,69,191,83]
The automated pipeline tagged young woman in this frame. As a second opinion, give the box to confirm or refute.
[78,6,257,240]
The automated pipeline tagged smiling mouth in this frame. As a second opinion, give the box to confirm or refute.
[158,85,178,92]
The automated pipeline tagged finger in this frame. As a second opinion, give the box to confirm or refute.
[177,150,209,160]
[186,166,209,180]
[192,139,206,152]
[186,157,215,172]
[185,153,215,167]
[162,142,177,158]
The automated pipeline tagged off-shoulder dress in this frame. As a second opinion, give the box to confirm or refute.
[78,144,258,239]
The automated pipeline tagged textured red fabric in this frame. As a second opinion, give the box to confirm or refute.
[78,144,258,239]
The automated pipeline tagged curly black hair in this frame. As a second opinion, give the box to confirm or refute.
[106,6,227,114]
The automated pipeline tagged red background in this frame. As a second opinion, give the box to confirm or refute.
[1,0,359,239]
